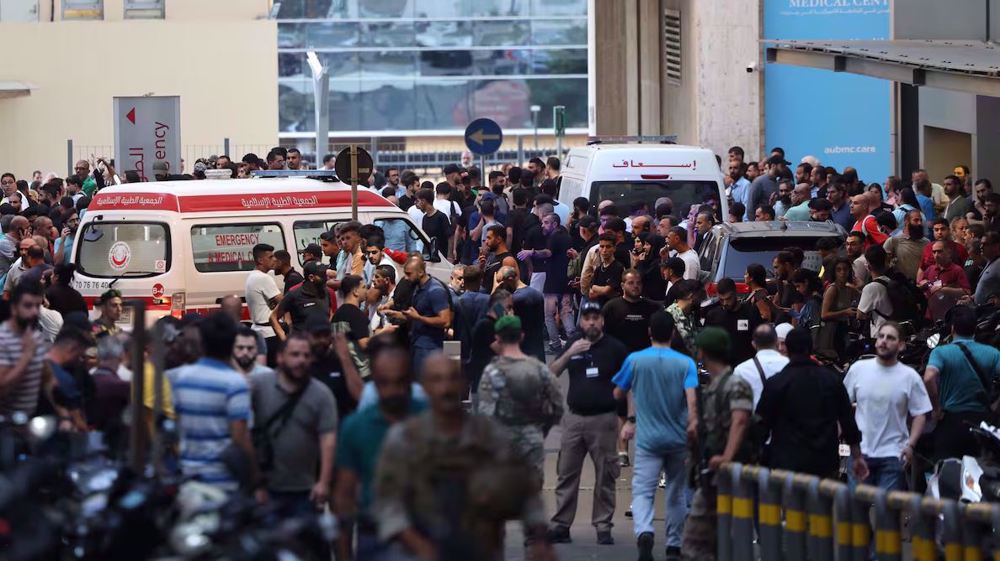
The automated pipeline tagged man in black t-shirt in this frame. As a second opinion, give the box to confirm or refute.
[506,189,534,283]
[305,315,362,422]
[547,302,629,545]
[702,278,760,367]
[272,261,331,337]
[331,274,371,352]
[415,188,450,260]
[542,213,574,352]
[480,224,518,294]
[602,270,661,353]
[589,233,625,307]
[397,171,420,212]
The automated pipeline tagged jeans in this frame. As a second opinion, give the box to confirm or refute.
[543,293,576,345]
[632,447,688,547]
[849,456,905,492]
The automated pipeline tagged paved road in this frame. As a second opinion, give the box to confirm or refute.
[501,367,671,561]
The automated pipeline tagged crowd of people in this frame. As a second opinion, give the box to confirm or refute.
[1,144,1000,561]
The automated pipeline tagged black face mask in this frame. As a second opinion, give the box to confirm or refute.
[380,395,410,416]
[908,224,925,240]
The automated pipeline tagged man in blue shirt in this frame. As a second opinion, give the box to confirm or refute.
[384,254,451,377]
[924,305,1000,460]
[171,312,259,494]
[726,161,750,219]
[613,311,698,561]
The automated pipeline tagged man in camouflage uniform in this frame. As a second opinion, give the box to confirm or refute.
[682,328,755,561]
[373,353,556,561]
[478,315,564,485]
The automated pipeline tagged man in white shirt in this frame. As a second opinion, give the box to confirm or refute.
[734,325,789,409]
[666,226,700,281]
[857,246,893,339]
[245,243,282,366]
[843,322,931,490]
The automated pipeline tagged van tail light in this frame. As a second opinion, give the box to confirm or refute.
[706,282,751,298]
[641,174,671,180]
[170,292,186,318]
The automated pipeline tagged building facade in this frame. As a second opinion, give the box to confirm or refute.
[275,0,589,156]
[0,0,278,179]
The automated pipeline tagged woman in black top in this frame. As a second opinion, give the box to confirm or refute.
[631,232,667,301]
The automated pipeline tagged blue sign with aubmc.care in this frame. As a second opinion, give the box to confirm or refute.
[764,0,891,184]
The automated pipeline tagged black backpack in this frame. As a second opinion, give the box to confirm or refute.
[873,270,926,327]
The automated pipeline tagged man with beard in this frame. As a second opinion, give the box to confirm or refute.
[842,322,931,490]
[232,326,273,377]
[305,315,363,423]
[53,210,79,266]
[480,224,519,293]
[335,341,425,561]
[827,182,854,231]
[917,218,969,284]
[702,278,761,367]
[943,174,971,222]
[884,209,929,281]
[601,270,661,354]
[373,353,555,561]
[251,333,337,514]
[547,302,629,545]
[271,261,331,338]
[0,282,49,417]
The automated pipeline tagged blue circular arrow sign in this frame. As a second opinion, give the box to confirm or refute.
[464,118,504,156]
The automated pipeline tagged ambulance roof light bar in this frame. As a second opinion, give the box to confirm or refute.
[587,135,678,145]
[251,170,341,181]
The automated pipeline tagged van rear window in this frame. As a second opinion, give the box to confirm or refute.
[77,222,170,278]
[191,224,285,273]
[591,180,721,221]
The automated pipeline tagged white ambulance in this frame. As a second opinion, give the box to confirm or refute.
[71,177,452,326]
[558,140,728,223]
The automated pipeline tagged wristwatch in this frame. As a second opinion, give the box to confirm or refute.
[627,416,636,423]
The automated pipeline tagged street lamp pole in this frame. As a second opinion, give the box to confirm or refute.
[307,51,329,168]
[530,104,541,151]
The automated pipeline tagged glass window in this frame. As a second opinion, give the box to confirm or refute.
[374,217,427,255]
[62,0,103,20]
[77,222,169,278]
[473,20,530,47]
[529,0,586,16]
[276,0,333,19]
[414,0,527,18]
[279,80,315,133]
[531,20,587,45]
[309,21,361,48]
[190,224,285,273]
[123,0,163,19]
[293,220,342,264]
[278,23,306,49]
[590,181,723,229]
[362,21,417,48]
[719,237,836,279]
[415,21,473,49]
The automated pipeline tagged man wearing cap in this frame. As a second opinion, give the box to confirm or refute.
[613,311,698,561]
[271,261,332,339]
[548,301,629,545]
[681,328,754,561]
[746,156,784,221]
[93,288,124,338]
[478,314,564,501]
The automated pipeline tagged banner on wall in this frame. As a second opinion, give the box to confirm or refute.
[764,0,892,184]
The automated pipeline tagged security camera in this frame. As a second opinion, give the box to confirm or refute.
[746,61,758,73]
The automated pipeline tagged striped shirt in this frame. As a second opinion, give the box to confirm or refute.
[170,357,251,491]
[0,323,50,416]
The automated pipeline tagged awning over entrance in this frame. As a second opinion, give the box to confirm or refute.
[764,40,1000,97]
[0,81,35,99]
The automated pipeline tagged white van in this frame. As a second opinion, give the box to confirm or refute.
[71,178,453,326]
[559,142,728,223]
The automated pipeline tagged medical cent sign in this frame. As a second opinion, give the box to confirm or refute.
[114,96,181,182]
[764,0,891,184]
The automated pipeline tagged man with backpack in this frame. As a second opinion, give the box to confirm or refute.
[857,245,926,337]
[923,306,1000,460]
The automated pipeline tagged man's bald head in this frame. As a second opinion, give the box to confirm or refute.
[9,215,28,239]
[220,294,242,321]
[420,352,463,415]
[752,324,778,350]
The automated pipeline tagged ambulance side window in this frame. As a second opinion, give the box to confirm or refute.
[293,220,342,265]
[373,217,428,257]
[190,223,285,273]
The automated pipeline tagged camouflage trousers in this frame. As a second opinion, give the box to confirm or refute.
[508,425,547,490]
[681,484,717,561]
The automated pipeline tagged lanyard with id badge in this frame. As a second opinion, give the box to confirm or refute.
[583,351,600,379]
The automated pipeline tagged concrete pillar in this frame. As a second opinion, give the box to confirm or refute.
[593,0,640,135]
[637,0,662,135]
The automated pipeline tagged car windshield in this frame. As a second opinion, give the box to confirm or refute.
[591,180,721,222]
[721,236,836,278]
[77,222,170,278]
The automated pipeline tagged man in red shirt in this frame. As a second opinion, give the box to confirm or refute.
[917,217,969,283]
[850,193,887,249]
[920,240,971,323]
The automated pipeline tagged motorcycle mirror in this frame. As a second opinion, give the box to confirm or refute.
[28,416,57,443]
[927,333,941,349]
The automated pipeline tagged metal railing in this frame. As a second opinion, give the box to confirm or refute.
[718,463,1000,561]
